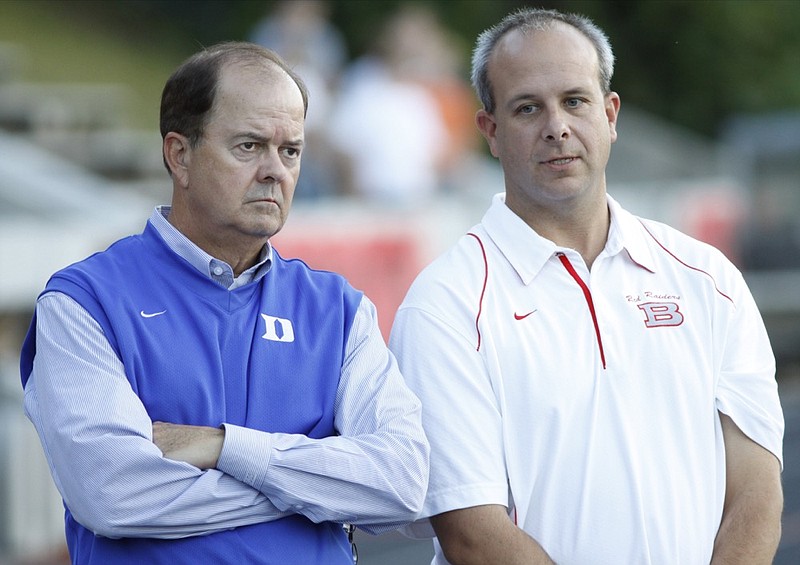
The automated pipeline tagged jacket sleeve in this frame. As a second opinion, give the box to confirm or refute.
[23,292,289,539]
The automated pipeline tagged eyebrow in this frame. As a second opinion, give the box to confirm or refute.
[507,87,594,108]
[233,132,304,147]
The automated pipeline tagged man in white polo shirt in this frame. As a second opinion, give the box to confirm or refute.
[389,7,784,564]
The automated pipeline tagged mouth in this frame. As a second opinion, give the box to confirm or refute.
[542,156,578,165]
[249,197,278,206]
[246,200,280,215]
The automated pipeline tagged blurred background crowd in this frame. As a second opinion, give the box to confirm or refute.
[1,1,799,563]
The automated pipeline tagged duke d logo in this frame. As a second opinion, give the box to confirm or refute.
[261,314,295,342]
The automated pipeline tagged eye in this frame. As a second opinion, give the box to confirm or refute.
[281,146,301,159]
[518,104,537,115]
[240,141,258,152]
[565,98,584,109]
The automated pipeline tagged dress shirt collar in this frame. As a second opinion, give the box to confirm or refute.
[149,206,273,288]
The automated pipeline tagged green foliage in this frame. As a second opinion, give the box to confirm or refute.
[0,0,186,129]
[2,0,798,137]
[600,0,800,135]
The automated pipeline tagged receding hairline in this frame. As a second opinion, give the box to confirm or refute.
[212,58,307,113]
[219,57,303,91]
[206,42,309,116]
[492,20,601,72]
[470,8,615,113]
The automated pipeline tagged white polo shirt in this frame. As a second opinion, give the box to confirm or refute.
[389,193,784,565]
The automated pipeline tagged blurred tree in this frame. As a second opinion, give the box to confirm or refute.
[28,0,800,138]
[600,0,800,136]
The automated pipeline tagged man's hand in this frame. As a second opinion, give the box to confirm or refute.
[152,422,225,470]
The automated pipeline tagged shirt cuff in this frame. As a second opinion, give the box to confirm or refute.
[217,423,274,491]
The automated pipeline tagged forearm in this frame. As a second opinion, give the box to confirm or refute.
[710,474,783,564]
[28,393,288,539]
[152,417,427,534]
[154,409,428,534]
[442,530,555,565]
[217,423,428,531]
[432,506,555,565]
[711,413,783,564]
[153,421,224,469]
[86,468,290,540]
[154,297,429,533]
[711,501,782,564]
[213,296,428,533]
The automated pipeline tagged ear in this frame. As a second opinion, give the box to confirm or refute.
[163,132,191,187]
[605,92,621,144]
[475,109,500,158]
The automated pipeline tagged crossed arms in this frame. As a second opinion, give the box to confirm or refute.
[25,292,429,539]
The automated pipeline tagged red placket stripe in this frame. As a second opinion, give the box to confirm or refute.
[557,253,607,369]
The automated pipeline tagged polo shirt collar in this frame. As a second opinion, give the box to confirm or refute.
[481,193,558,285]
[481,193,657,285]
[606,194,657,273]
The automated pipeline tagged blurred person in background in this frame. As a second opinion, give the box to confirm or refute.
[20,42,428,565]
[249,0,348,199]
[359,4,481,196]
[327,5,451,205]
[390,7,783,565]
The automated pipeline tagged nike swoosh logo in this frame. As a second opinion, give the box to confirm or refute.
[514,310,537,320]
[140,310,167,318]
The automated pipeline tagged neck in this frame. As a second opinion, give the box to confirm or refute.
[510,194,610,269]
[548,215,609,269]
[167,208,266,277]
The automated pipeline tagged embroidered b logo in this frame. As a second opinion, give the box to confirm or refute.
[637,302,684,328]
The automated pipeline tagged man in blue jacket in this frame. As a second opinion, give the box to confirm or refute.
[20,42,429,565]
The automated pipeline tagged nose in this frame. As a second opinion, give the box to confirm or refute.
[257,148,288,184]
[542,109,570,142]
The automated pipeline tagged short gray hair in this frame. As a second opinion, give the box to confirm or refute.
[471,8,615,113]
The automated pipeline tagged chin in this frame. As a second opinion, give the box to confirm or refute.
[260,220,286,239]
